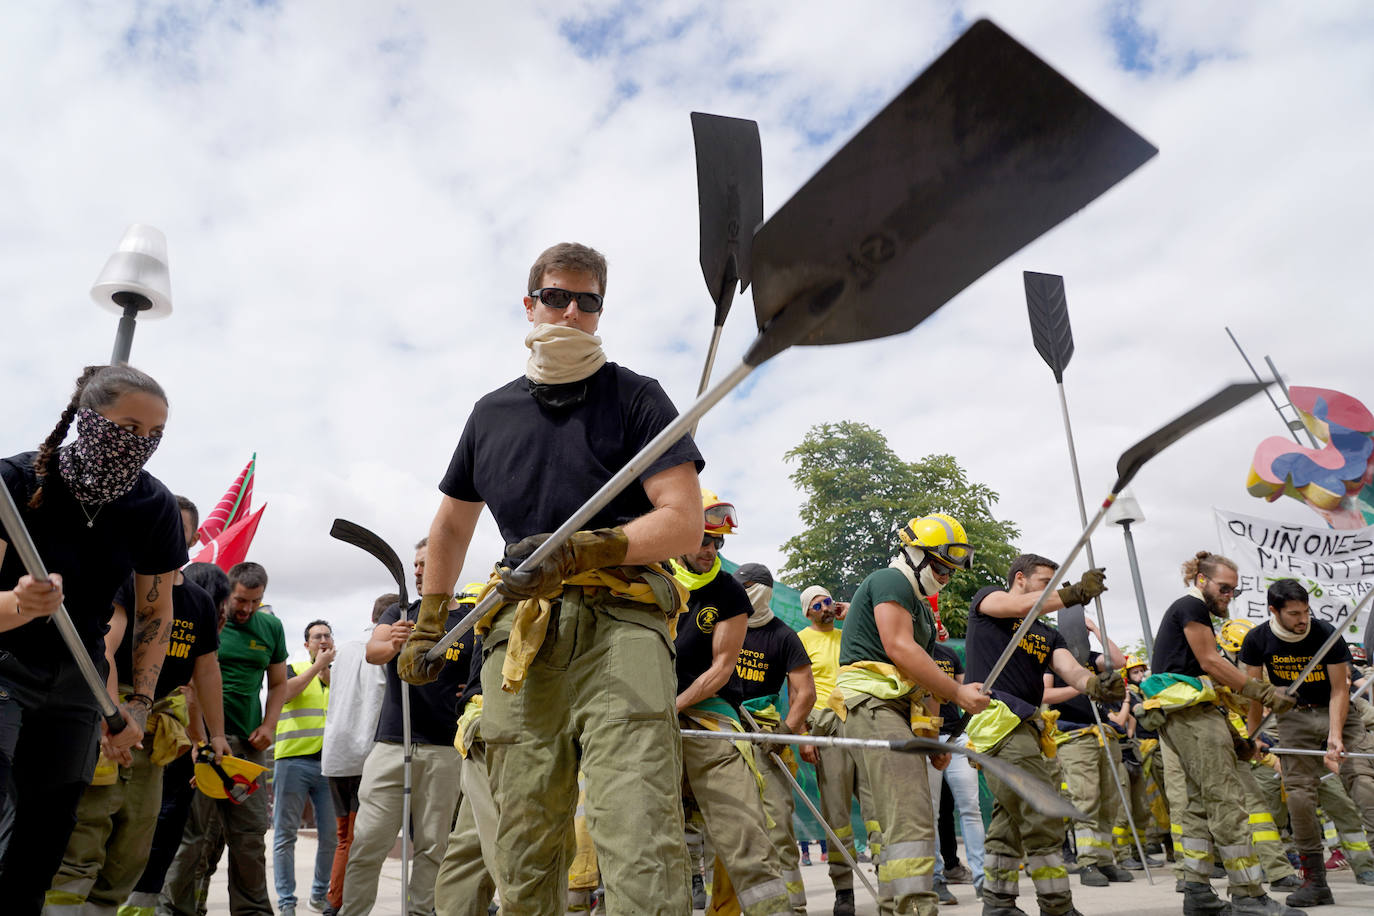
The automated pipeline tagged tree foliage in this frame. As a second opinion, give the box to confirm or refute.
[779,421,1021,637]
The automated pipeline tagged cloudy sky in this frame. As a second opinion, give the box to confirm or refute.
[4,1,1372,656]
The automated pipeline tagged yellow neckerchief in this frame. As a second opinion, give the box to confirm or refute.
[670,555,721,590]
[93,690,193,782]
[827,661,938,736]
[453,695,484,758]
[473,564,687,694]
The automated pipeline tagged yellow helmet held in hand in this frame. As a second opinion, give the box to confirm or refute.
[702,488,739,535]
[898,513,974,571]
[1217,617,1254,654]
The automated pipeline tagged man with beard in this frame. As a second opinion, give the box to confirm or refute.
[160,561,287,916]
[1143,551,1300,916]
[963,553,1116,916]
[673,494,790,916]
[831,514,990,916]
[797,586,878,916]
[728,562,815,914]
[1239,578,1374,907]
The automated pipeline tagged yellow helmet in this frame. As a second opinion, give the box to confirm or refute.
[456,581,486,605]
[1217,617,1254,654]
[898,513,974,571]
[702,488,739,535]
[1122,654,1147,673]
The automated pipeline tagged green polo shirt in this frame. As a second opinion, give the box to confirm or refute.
[219,610,289,738]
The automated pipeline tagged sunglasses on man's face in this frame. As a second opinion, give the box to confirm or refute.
[810,597,834,613]
[530,287,604,313]
[701,534,724,550]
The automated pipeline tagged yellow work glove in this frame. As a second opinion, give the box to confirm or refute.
[1057,568,1107,607]
[496,527,629,600]
[1239,677,1297,714]
[397,593,453,685]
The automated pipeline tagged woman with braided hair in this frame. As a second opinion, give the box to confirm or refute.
[0,364,187,914]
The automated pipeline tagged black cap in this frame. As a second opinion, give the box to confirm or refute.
[732,563,773,588]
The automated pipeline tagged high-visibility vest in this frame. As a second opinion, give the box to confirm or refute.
[275,662,329,760]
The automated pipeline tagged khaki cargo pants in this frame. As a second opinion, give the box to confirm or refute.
[807,707,881,892]
[1277,705,1374,858]
[1056,730,1121,868]
[481,590,691,915]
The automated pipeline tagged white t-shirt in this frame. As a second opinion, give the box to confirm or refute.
[321,631,386,777]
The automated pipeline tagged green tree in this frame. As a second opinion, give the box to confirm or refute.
[779,421,1021,637]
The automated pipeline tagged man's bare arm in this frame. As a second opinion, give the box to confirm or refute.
[1048,647,1093,694]
[422,496,484,597]
[1183,621,1247,690]
[624,461,701,565]
[677,613,746,713]
[976,587,1066,619]
[784,664,816,734]
[132,571,176,703]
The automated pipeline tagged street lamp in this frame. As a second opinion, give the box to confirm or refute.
[90,224,172,365]
[1105,488,1153,659]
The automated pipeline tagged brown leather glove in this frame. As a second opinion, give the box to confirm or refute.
[397,593,453,685]
[1239,677,1297,714]
[1057,567,1107,608]
[1085,668,1126,705]
[497,527,629,600]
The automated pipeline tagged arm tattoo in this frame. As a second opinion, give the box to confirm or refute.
[133,574,170,699]
[145,576,161,603]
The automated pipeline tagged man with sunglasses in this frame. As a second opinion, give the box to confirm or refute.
[1145,551,1301,916]
[831,514,990,916]
[399,242,704,915]
[670,491,791,916]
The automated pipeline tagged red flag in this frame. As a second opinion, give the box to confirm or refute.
[189,505,266,572]
[198,454,255,546]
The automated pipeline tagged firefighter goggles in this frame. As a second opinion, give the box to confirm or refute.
[530,287,604,313]
[926,542,975,571]
[704,502,739,532]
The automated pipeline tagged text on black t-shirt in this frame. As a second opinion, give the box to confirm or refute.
[675,570,751,708]
[1237,619,1351,706]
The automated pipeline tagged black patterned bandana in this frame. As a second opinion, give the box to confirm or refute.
[58,407,162,504]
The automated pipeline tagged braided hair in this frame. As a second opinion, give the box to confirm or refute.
[28,365,168,509]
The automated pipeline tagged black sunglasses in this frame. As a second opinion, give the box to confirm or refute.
[701,534,725,549]
[530,287,604,313]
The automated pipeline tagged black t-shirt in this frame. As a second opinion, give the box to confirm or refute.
[438,363,704,547]
[930,642,964,736]
[0,452,188,678]
[1152,595,1216,679]
[375,601,476,746]
[965,585,1066,716]
[1050,651,1104,730]
[1238,619,1352,706]
[114,574,219,698]
[674,571,750,708]
[730,618,811,702]
[458,634,484,709]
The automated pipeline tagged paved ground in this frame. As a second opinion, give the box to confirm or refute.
[207,831,1374,914]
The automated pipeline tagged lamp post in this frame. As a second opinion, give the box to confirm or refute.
[1105,488,1153,659]
[90,224,172,365]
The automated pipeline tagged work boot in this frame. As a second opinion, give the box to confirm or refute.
[1229,893,1303,916]
[945,862,974,884]
[1145,842,1164,855]
[1098,862,1134,882]
[1268,874,1300,890]
[1182,881,1229,916]
[1077,864,1109,887]
[832,888,856,916]
[1284,853,1333,908]
[1043,909,1085,916]
[935,879,959,905]
[980,902,1030,916]
[1356,869,1374,886]
[1212,862,1228,879]
[691,873,707,910]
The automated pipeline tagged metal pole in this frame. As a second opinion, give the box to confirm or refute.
[1264,355,1321,449]
[736,708,880,905]
[1054,381,1154,882]
[1224,327,1302,445]
[109,295,150,366]
[1120,521,1154,660]
[688,324,726,439]
[1267,747,1374,760]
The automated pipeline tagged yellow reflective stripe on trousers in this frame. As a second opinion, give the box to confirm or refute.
[983,853,1021,895]
[118,892,159,916]
[783,868,806,906]
[735,876,791,915]
[1026,853,1071,894]
[1248,811,1280,843]
[1218,843,1263,886]
[1178,835,1213,878]
[878,840,935,896]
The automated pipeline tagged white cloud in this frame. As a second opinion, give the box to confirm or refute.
[3,1,1373,654]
